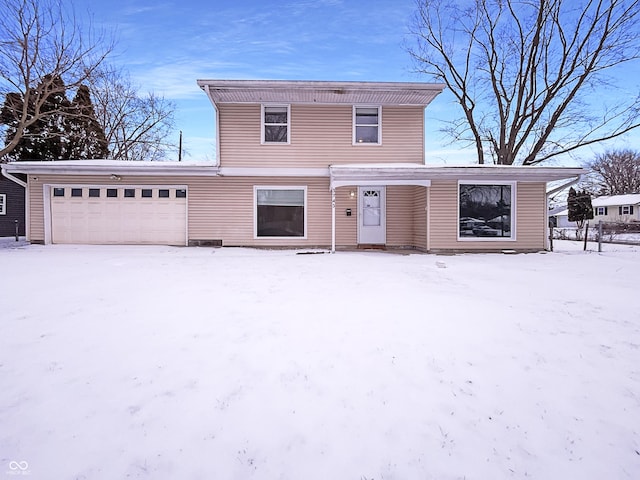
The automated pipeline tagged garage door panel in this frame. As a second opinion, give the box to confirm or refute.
[51,186,187,245]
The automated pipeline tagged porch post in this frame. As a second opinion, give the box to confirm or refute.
[331,187,336,253]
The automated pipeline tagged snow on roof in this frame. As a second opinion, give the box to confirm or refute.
[2,159,219,176]
[591,194,640,207]
[329,163,584,187]
[553,194,640,217]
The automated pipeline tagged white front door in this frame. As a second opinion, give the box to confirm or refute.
[358,186,386,244]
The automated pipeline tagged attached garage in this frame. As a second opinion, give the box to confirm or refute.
[49,185,188,245]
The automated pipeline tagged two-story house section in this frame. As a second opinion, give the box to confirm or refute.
[195,79,583,252]
[1,79,585,252]
[196,80,444,250]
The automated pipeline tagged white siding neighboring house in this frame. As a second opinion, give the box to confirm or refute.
[552,194,640,227]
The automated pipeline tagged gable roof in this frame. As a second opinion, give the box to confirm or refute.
[590,194,640,207]
[197,80,445,106]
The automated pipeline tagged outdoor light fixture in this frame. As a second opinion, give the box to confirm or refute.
[110,174,122,181]
[349,190,356,199]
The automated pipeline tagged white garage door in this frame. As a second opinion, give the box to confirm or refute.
[50,186,187,245]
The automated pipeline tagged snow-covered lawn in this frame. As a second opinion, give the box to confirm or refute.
[1,240,639,479]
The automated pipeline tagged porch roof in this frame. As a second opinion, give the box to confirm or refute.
[329,164,586,189]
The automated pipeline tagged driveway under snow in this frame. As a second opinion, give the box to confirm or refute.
[1,240,639,479]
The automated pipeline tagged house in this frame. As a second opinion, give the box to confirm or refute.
[553,194,640,227]
[0,80,584,252]
[0,170,26,237]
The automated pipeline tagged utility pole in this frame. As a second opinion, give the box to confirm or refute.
[178,131,183,162]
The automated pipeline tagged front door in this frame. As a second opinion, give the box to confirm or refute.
[358,186,386,244]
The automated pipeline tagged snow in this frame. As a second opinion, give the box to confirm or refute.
[590,194,640,207]
[4,159,217,167]
[1,240,639,479]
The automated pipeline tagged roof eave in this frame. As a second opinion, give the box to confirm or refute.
[197,79,446,107]
[329,164,586,183]
[2,162,220,177]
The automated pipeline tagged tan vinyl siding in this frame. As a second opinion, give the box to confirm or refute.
[29,175,339,248]
[194,177,333,247]
[429,180,547,251]
[219,104,425,167]
[515,182,547,249]
[429,180,458,250]
[28,177,44,242]
[29,174,548,251]
[386,186,415,247]
[413,186,428,250]
[335,187,358,246]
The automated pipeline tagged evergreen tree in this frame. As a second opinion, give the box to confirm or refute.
[567,187,594,229]
[1,75,71,160]
[67,85,109,159]
[1,77,108,160]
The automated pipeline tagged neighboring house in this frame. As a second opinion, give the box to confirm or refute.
[552,194,640,227]
[0,170,26,237]
[0,80,584,252]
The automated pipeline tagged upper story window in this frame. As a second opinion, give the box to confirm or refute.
[262,105,290,144]
[353,106,381,144]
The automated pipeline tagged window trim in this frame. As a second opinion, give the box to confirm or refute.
[254,185,307,239]
[261,104,290,144]
[457,181,517,242]
[620,205,632,215]
[595,206,607,216]
[353,105,382,145]
[0,194,6,215]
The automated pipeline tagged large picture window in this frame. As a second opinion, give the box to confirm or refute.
[353,106,381,144]
[262,105,289,143]
[255,187,306,237]
[459,183,514,239]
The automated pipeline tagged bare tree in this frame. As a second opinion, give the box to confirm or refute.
[409,0,640,165]
[87,66,176,161]
[586,148,640,194]
[0,0,112,161]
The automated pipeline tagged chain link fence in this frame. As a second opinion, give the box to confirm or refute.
[552,220,640,248]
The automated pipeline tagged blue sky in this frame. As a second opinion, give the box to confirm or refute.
[76,0,464,162]
[76,0,639,164]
